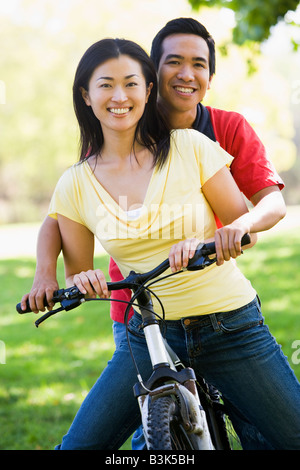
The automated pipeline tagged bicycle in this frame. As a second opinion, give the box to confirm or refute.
[16,235,250,450]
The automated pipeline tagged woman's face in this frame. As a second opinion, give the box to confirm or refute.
[81,54,153,135]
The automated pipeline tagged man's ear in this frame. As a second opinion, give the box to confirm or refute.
[80,87,91,106]
[207,74,214,91]
[146,82,153,103]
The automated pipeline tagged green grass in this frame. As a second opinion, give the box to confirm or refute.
[0,227,299,450]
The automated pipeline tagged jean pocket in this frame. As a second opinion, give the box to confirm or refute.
[127,313,145,338]
[218,301,264,334]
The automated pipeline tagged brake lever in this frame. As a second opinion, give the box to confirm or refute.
[186,254,217,271]
[35,287,85,328]
[186,243,217,271]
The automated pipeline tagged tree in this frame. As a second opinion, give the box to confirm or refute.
[188,0,300,46]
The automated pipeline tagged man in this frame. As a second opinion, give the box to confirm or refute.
[108,20,286,450]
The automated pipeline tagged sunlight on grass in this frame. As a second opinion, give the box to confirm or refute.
[8,341,46,359]
[26,383,87,407]
[14,266,36,278]
[1,228,299,449]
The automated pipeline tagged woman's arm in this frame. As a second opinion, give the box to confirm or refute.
[169,165,258,272]
[202,165,258,264]
[57,214,109,298]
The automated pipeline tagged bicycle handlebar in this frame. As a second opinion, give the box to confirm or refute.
[16,233,251,316]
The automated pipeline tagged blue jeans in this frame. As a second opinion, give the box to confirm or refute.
[56,298,300,450]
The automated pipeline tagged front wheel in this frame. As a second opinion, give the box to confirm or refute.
[145,395,212,450]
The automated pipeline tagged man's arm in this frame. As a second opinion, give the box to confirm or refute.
[208,108,286,230]
[249,185,286,231]
[20,216,62,313]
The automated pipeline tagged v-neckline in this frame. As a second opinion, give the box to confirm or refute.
[84,160,158,217]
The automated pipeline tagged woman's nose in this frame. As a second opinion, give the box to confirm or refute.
[111,86,127,102]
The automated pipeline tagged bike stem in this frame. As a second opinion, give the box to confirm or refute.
[134,288,171,368]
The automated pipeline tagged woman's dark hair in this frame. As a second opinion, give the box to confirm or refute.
[150,18,215,76]
[73,38,170,168]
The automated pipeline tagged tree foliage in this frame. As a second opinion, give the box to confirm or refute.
[188,0,300,45]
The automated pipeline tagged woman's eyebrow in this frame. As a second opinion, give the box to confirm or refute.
[96,76,113,81]
[96,74,140,81]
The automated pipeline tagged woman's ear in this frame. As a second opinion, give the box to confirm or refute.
[145,82,153,103]
[80,87,91,106]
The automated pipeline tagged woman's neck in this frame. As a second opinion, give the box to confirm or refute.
[100,127,138,163]
[92,127,153,173]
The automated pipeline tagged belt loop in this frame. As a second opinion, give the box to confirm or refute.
[209,313,221,332]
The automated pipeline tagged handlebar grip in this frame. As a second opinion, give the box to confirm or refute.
[241,232,251,246]
[202,232,251,256]
[16,295,51,314]
[16,299,33,313]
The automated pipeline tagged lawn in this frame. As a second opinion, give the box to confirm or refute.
[0,227,299,450]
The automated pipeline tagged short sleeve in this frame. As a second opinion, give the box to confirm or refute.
[176,129,233,186]
[48,165,84,225]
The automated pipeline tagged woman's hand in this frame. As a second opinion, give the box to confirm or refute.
[169,238,201,272]
[73,269,110,299]
[169,228,256,272]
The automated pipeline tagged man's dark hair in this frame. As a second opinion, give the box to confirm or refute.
[150,17,215,76]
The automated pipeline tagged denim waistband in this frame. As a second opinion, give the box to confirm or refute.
[172,297,259,330]
[132,296,259,330]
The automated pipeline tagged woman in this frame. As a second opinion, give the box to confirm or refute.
[49,38,300,449]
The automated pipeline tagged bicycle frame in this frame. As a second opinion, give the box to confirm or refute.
[130,284,214,450]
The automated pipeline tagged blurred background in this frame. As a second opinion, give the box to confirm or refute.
[1,0,300,450]
[1,0,300,225]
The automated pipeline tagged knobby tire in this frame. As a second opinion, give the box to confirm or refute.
[146,395,199,450]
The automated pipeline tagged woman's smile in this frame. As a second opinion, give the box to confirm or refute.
[108,107,132,115]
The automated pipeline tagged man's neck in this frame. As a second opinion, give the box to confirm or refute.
[159,103,198,130]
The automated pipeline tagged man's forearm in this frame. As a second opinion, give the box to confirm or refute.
[35,216,62,279]
[20,216,63,312]
[249,186,286,233]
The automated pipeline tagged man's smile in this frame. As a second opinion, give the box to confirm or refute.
[173,86,196,95]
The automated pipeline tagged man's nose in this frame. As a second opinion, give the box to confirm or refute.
[177,65,194,82]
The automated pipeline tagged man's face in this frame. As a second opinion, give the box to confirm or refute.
[157,34,213,114]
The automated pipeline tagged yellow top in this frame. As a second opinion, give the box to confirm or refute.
[49,129,256,319]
